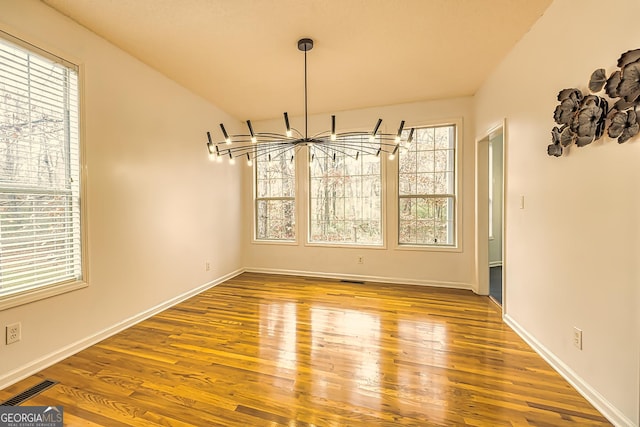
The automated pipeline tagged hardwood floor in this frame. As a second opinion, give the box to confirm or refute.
[0,272,610,426]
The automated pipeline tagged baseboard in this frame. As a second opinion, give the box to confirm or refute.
[0,268,244,390]
[243,267,473,290]
[504,314,635,427]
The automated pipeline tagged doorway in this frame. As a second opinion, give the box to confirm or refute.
[488,131,504,305]
[476,124,505,310]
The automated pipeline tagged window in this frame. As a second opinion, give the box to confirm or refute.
[309,135,382,245]
[0,33,82,302]
[398,124,456,246]
[255,146,295,240]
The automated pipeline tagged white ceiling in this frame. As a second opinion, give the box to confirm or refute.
[42,0,552,121]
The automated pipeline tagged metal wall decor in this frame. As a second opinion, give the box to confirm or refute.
[548,48,640,157]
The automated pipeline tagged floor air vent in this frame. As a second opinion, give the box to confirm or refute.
[0,379,58,406]
[340,280,365,284]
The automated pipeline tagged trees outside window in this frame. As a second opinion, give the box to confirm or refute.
[398,125,456,246]
[255,146,296,241]
[309,136,382,245]
[0,34,82,299]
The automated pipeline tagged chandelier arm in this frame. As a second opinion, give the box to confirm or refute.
[331,134,396,153]
[335,131,374,138]
[221,142,294,160]
[311,143,339,158]
[252,143,296,159]
[310,130,330,139]
[290,127,304,138]
[313,141,380,158]
[377,133,411,143]
[331,140,388,155]
[214,133,253,143]
[312,142,374,159]
[214,142,252,148]
[258,142,299,150]
[255,132,297,139]
[213,144,247,152]
[257,140,300,148]
[377,140,406,149]
[220,145,258,156]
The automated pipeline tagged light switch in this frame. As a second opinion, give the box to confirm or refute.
[519,195,525,209]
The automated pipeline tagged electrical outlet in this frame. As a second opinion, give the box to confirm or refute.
[573,327,582,350]
[205,261,211,271]
[6,322,21,345]
[357,256,364,264]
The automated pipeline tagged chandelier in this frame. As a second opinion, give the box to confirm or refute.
[205,38,415,165]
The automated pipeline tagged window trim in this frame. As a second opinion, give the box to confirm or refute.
[306,134,387,248]
[0,28,88,310]
[395,118,462,252]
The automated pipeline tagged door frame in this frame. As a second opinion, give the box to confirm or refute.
[475,121,507,314]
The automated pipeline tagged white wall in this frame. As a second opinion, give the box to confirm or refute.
[475,0,639,425]
[242,98,477,290]
[0,0,243,385]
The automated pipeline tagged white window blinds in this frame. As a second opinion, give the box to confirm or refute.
[0,33,82,297]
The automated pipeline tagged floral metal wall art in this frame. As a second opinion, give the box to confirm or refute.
[548,48,640,157]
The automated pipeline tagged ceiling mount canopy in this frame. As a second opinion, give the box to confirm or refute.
[297,38,313,52]
[206,38,415,166]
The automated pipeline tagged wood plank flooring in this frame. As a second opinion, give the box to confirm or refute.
[0,272,610,426]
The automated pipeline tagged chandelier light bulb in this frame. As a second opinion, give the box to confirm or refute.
[246,120,257,144]
[219,124,230,144]
[390,145,399,160]
[283,112,292,138]
[395,120,405,144]
[331,115,336,141]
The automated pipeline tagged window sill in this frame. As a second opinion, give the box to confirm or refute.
[394,244,462,253]
[0,280,88,311]
[252,239,299,246]
[304,241,387,250]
